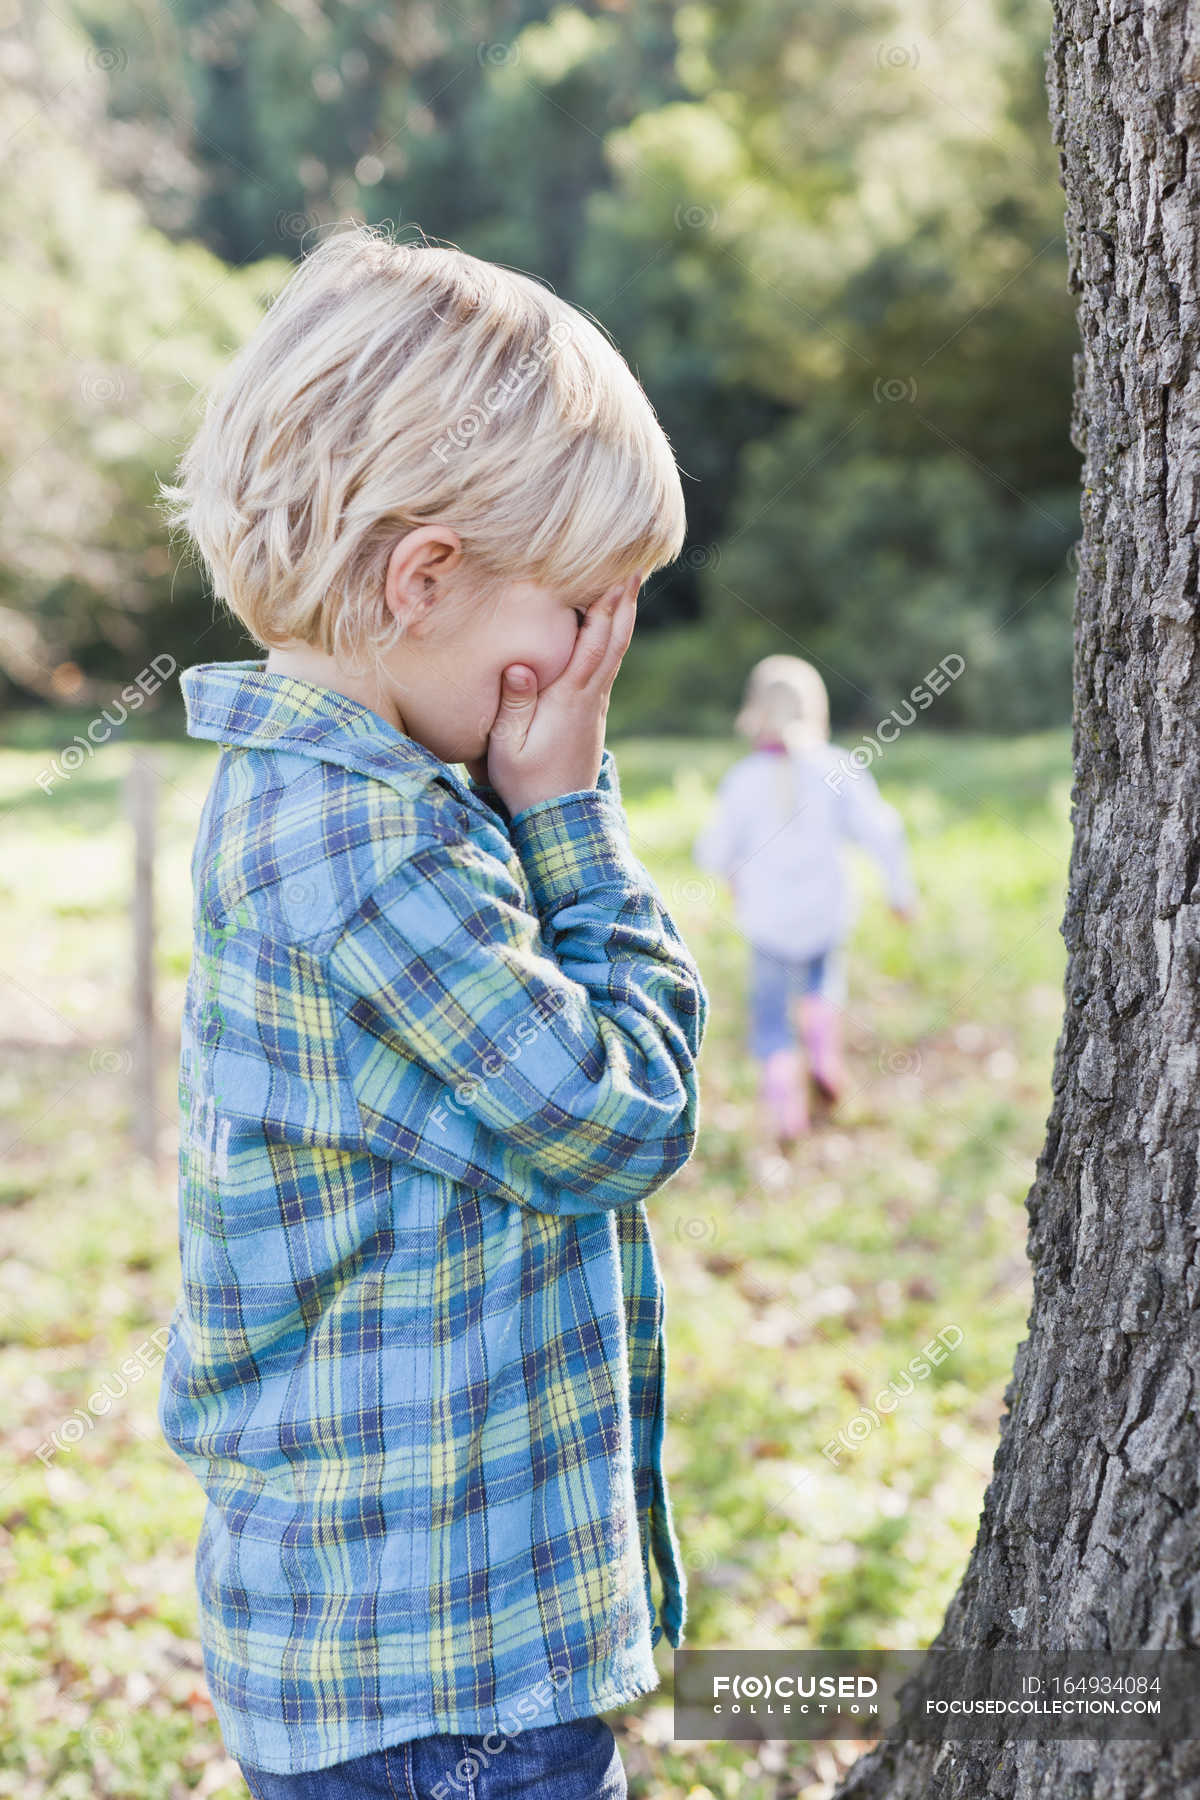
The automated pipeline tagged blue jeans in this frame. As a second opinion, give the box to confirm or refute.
[236,1714,627,1800]
[747,942,845,1060]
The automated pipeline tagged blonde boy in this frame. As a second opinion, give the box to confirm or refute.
[155,224,708,1796]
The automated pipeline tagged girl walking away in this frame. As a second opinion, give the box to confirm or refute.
[693,655,917,1152]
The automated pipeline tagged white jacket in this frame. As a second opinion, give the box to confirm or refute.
[692,743,916,959]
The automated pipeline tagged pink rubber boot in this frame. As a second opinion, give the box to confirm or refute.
[759,1047,810,1150]
[799,995,846,1104]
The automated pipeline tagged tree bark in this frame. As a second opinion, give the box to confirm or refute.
[829,1,1200,1794]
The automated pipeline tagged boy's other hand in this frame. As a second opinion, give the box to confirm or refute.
[480,575,640,817]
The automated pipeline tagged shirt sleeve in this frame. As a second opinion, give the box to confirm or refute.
[837,764,917,909]
[327,754,709,1216]
[465,742,623,826]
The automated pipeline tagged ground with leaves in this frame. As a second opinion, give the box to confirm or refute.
[0,712,1070,1799]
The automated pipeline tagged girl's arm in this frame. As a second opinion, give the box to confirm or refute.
[837,764,918,914]
[327,755,709,1216]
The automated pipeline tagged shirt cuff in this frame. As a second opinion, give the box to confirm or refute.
[466,749,622,825]
[507,752,640,913]
[594,745,622,805]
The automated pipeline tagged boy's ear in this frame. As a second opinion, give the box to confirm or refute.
[383,525,463,635]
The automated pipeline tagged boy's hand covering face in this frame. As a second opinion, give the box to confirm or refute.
[466,573,640,814]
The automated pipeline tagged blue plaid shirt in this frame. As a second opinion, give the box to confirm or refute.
[157,661,708,1775]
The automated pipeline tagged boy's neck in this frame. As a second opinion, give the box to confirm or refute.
[264,644,408,735]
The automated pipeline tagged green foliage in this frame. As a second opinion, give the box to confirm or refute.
[6,0,1080,732]
[0,7,286,697]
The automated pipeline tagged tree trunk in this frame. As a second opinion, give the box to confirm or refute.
[830,1,1200,1794]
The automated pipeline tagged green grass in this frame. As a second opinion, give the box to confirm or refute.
[0,713,1072,1798]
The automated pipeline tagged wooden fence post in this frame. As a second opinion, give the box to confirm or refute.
[127,754,157,1164]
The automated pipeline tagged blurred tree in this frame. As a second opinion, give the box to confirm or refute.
[0,7,285,699]
[14,0,1084,729]
[581,0,1080,727]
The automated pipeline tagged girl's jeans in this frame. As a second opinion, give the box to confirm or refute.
[237,1714,626,1800]
[748,942,846,1060]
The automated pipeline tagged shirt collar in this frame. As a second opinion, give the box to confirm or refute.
[179,659,483,810]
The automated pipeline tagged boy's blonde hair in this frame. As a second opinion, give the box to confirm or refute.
[157,223,687,670]
[735,655,830,749]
